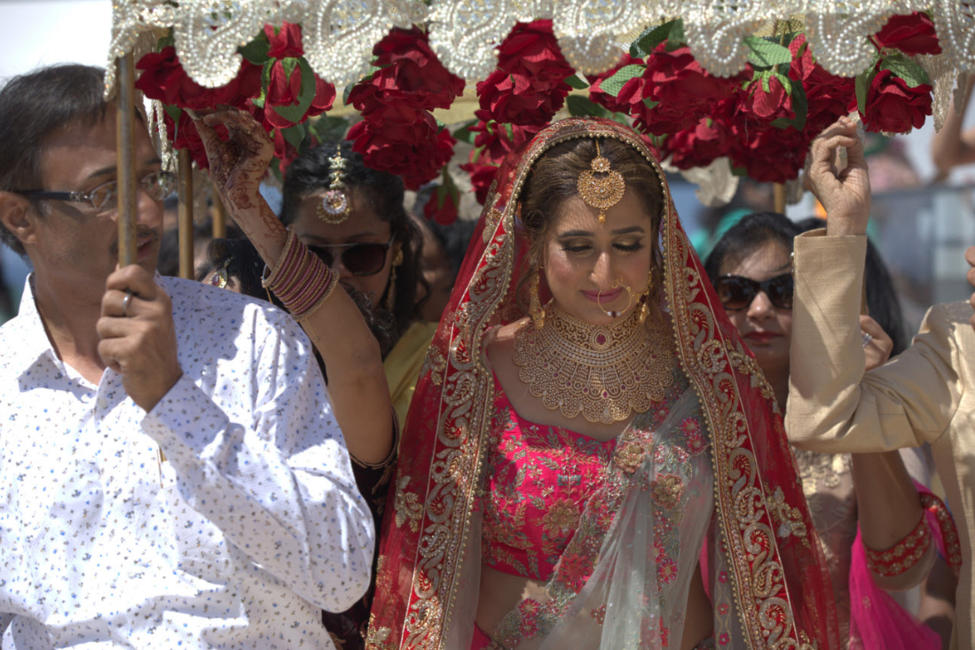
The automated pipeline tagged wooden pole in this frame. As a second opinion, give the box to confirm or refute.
[115,54,137,267]
[212,194,226,239]
[177,149,194,279]
[773,183,786,215]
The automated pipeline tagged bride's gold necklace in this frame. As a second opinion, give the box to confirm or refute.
[513,303,674,425]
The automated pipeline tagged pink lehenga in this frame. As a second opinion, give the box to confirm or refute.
[366,118,840,650]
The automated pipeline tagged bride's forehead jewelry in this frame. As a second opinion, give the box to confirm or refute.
[316,148,353,224]
[577,139,626,225]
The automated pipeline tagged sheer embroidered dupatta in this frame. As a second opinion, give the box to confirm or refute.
[366,118,839,650]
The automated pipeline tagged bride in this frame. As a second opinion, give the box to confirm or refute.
[366,118,839,650]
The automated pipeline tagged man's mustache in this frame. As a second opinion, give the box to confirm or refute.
[110,227,160,259]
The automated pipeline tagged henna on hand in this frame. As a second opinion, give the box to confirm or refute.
[192,109,273,213]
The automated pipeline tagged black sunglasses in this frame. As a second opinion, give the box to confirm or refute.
[306,237,394,276]
[714,273,794,311]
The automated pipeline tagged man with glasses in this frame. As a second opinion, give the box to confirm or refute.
[0,64,373,649]
[787,116,975,648]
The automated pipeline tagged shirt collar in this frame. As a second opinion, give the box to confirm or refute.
[4,274,64,377]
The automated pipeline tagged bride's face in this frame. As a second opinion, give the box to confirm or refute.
[541,187,655,326]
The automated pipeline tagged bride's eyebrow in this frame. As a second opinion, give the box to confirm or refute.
[557,226,645,239]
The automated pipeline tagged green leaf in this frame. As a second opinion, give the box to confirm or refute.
[744,36,793,68]
[452,119,479,145]
[503,122,514,141]
[239,34,270,65]
[772,70,792,95]
[630,20,676,58]
[566,96,630,125]
[436,118,447,132]
[642,98,660,111]
[731,165,749,177]
[667,20,686,47]
[280,123,306,149]
[855,65,879,115]
[309,115,350,143]
[788,78,807,131]
[271,58,318,124]
[163,104,182,124]
[881,53,931,88]
[157,31,175,50]
[599,64,644,98]
[564,73,590,90]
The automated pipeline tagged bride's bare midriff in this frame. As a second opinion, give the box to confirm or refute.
[475,563,713,650]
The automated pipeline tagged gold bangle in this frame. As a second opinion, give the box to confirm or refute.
[262,226,298,289]
[295,271,340,322]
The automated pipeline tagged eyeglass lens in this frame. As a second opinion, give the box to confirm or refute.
[93,172,176,211]
[715,274,794,311]
[308,242,389,276]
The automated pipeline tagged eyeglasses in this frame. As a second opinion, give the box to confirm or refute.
[306,237,394,276]
[713,273,794,312]
[14,171,176,212]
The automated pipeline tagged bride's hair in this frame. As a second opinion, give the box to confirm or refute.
[517,137,665,314]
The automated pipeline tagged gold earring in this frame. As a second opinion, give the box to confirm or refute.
[386,248,404,311]
[529,269,545,330]
[639,271,655,324]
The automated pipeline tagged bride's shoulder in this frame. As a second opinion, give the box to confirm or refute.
[482,318,530,367]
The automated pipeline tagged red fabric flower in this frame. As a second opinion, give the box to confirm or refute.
[662,113,734,170]
[874,12,941,56]
[470,115,542,163]
[162,109,227,169]
[273,128,300,176]
[460,160,500,205]
[136,46,261,110]
[347,115,456,190]
[849,68,932,133]
[475,20,575,126]
[741,73,794,123]
[423,187,460,225]
[265,22,304,59]
[729,123,810,183]
[263,64,336,130]
[348,27,465,115]
[588,54,644,115]
[789,35,855,138]
[627,44,743,136]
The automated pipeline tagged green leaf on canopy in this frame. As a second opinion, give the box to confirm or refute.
[565,73,590,89]
[281,123,306,149]
[310,115,349,143]
[630,20,677,58]
[239,34,270,65]
[566,96,630,126]
[271,58,318,124]
[855,65,879,115]
[881,53,931,88]
[745,36,793,68]
[600,64,645,98]
[452,119,479,145]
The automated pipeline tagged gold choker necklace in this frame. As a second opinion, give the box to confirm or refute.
[513,303,674,424]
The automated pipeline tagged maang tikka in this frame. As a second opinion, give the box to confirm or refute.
[577,139,625,225]
[316,148,353,224]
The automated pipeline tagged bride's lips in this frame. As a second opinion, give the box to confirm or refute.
[582,287,623,303]
[745,331,781,344]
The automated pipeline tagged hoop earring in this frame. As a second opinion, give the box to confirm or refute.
[597,278,634,319]
[529,269,546,330]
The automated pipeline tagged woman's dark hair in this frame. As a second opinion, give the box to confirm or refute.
[703,212,801,284]
[796,217,908,356]
[0,64,108,256]
[280,141,424,341]
[518,137,665,310]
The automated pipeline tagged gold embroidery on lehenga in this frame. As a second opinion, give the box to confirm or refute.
[365,613,396,650]
[767,486,810,545]
[394,476,423,533]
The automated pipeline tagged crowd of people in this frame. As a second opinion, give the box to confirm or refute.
[0,62,974,650]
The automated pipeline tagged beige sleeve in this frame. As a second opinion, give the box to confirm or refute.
[786,230,962,452]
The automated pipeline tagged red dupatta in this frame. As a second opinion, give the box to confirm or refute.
[366,118,839,650]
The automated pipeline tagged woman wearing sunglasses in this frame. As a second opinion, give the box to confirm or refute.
[705,212,955,650]
[191,110,433,650]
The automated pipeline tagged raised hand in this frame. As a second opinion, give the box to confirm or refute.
[191,109,274,214]
[97,264,183,412]
[860,314,894,371]
[804,115,871,236]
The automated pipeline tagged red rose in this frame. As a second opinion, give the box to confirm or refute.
[469,115,542,164]
[627,44,743,136]
[423,186,460,225]
[273,127,299,176]
[162,109,228,169]
[740,73,794,123]
[589,54,644,115]
[265,22,304,59]
[348,27,464,116]
[662,109,735,170]
[849,68,932,133]
[347,115,456,190]
[263,64,336,130]
[729,123,810,183]
[789,35,855,138]
[874,13,941,56]
[309,77,337,117]
[136,46,261,110]
[460,159,500,205]
[475,20,575,126]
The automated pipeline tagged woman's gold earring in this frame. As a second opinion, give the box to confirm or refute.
[386,248,404,311]
[639,272,654,324]
[529,270,545,330]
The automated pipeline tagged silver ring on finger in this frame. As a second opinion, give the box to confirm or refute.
[122,291,134,318]
[861,331,873,348]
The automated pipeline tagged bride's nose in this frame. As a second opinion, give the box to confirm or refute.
[590,251,614,288]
